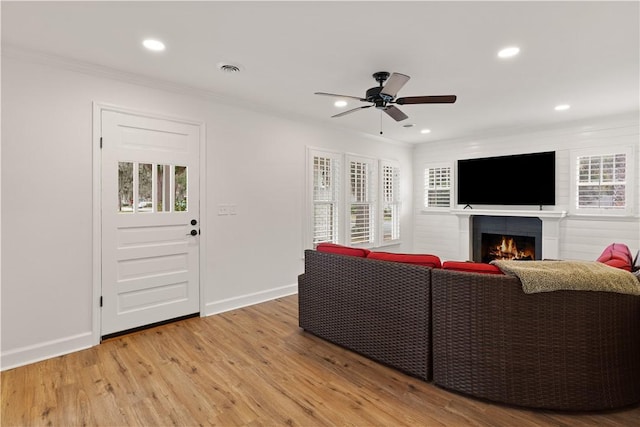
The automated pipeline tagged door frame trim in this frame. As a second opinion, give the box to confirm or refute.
[91,102,207,345]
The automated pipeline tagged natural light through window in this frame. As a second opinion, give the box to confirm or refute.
[424,166,451,208]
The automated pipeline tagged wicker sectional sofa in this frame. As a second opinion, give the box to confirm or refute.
[298,250,432,381]
[298,247,640,411]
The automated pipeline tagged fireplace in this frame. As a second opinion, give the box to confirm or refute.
[472,216,542,262]
[481,233,536,263]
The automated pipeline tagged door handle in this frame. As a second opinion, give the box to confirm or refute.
[186,230,198,236]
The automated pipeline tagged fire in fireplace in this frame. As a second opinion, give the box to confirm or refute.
[481,233,536,263]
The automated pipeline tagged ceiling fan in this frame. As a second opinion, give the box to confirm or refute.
[315,71,456,122]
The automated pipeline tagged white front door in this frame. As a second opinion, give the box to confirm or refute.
[101,110,201,336]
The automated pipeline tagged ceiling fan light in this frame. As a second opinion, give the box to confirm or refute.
[498,46,520,58]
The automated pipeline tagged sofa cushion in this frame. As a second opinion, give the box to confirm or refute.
[442,261,504,275]
[596,243,633,271]
[367,251,442,268]
[316,243,371,258]
[603,258,633,270]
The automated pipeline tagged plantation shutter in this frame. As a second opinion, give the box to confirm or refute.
[382,163,401,242]
[312,153,341,244]
[577,153,626,209]
[425,166,451,208]
[349,157,377,245]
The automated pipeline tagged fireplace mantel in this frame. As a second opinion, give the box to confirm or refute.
[450,209,567,219]
[450,209,567,260]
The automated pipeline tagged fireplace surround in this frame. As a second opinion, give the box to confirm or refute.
[473,216,542,262]
[451,209,567,261]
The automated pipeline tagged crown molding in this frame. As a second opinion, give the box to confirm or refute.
[2,44,234,103]
[2,44,413,149]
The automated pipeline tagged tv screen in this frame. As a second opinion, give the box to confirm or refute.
[457,151,556,206]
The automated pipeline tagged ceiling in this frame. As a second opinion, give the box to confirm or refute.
[2,1,639,144]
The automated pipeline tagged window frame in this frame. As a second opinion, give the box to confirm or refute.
[307,148,343,246]
[423,164,452,210]
[570,146,635,216]
[306,148,402,249]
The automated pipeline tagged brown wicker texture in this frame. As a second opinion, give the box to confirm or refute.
[431,268,640,411]
[298,250,432,381]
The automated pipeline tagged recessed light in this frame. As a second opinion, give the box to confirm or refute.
[420,129,431,134]
[498,46,520,58]
[143,39,165,51]
[403,124,415,128]
[334,100,348,108]
[554,104,570,111]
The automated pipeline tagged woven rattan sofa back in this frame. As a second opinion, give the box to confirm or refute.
[431,267,640,410]
[298,250,432,381]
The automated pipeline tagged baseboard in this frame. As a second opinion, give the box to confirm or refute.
[2,285,298,371]
[203,283,298,317]
[1,331,94,371]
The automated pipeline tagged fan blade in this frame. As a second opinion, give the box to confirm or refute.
[395,95,457,105]
[383,105,408,122]
[380,73,410,98]
[331,105,373,118]
[315,92,367,102]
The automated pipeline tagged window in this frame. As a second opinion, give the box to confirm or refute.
[117,162,187,213]
[348,156,377,245]
[571,147,634,215]
[307,149,399,248]
[577,153,626,210]
[311,151,341,244]
[424,166,451,208]
[381,162,401,242]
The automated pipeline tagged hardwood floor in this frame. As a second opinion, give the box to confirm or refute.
[2,295,639,426]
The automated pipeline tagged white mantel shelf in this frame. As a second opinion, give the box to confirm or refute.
[450,209,568,260]
[450,209,567,219]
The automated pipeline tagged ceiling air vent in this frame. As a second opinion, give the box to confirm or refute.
[218,64,241,73]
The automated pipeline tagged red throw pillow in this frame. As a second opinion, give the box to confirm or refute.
[603,259,632,270]
[316,243,371,258]
[367,252,442,268]
[596,243,633,271]
[442,261,504,275]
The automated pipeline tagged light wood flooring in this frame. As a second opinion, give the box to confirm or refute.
[2,295,639,426]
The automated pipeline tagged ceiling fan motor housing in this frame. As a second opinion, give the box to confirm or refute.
[366,86,389,107]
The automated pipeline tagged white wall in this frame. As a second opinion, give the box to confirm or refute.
[413,114,640,262]
[0,54,414,369]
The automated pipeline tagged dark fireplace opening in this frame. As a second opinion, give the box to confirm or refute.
[472,216,542,262]
[481,233,536,263]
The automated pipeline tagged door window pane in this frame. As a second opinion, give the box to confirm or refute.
[157,164,171,212]
[175,166,187,212]
[138,163,153,212]
[118,162,133,213]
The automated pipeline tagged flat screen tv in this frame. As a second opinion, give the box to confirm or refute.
[457,151,555,206]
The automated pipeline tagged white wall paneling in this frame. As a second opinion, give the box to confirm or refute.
[414,114,640,262]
